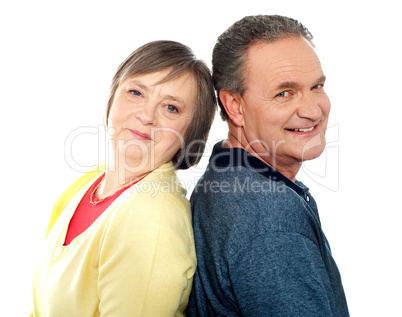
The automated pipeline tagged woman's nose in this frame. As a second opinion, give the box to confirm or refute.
[136,104,157,126]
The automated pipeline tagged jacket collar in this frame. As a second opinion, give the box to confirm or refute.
[209,141,308,196]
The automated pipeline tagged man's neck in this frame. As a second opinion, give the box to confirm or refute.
[223,129,300,182]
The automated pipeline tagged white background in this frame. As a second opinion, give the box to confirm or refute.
[1,0,401,316]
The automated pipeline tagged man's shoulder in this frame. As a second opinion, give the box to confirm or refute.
[195,142,306,199]
[191,165,306,226]
[191,162,292,204]
[190,158,319,241]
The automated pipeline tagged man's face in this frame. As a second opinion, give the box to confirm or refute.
[239,37,330,175]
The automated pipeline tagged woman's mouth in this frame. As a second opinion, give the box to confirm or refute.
[128,129,152,141]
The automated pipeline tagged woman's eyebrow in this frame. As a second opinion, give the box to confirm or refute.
[162,94,185,105]
[126,80,186,106]
[126,80,149,91]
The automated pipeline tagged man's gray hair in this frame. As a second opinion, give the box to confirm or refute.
[212,15,314,121]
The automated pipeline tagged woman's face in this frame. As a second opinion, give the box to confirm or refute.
[108,69,197,173]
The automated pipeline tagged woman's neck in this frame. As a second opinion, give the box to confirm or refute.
[95,151,151,199]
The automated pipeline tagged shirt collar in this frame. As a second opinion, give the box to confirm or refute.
[209,141,308,196]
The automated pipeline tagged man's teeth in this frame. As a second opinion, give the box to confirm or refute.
[289,127,314,132]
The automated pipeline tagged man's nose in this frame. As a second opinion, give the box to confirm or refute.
[297,92,322,121]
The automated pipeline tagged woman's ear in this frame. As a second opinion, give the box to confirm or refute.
[219,89,244,126]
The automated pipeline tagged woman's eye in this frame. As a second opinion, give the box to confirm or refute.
[167,104,178,113]
[129,90,142,96]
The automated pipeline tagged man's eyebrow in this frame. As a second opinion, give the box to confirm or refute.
[276,75,327,90]
[277,81,301,90]
[315,75,327,85]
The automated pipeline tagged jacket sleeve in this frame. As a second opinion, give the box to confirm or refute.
[97,191,196,316]
[229,232,334,316]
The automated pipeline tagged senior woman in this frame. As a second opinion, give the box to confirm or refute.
[30,41,216,316]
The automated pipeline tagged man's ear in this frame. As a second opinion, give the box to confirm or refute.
[219,89,244,126]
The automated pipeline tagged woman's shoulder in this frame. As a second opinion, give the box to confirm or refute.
[52,165,104,209]
[131,163,189,208]
[46,165,104,237]
[112,164,191,226]
[103,166,193,247]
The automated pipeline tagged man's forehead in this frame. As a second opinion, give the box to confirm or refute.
[245,38,324,86]
[247,38,320,67]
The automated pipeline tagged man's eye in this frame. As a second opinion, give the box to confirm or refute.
[312,84,324,90]
[167,104,178,113]
[129,90,141,96]
[277,91,290,98]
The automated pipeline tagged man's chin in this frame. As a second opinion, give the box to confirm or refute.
[300,133,326,161]
[301,145,326,162]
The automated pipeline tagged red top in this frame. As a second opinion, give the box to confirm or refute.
[64,174,143,245]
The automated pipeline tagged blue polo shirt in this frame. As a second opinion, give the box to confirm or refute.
[188,141,349,316]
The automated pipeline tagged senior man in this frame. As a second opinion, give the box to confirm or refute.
[188,15,349,317]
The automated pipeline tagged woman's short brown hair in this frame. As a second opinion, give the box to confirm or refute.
[106,40,216,170]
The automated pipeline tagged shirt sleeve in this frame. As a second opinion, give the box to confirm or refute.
[96,191,196,317]
[228,232,334,317]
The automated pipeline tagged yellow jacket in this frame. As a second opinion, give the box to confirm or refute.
[30,162,196,316]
